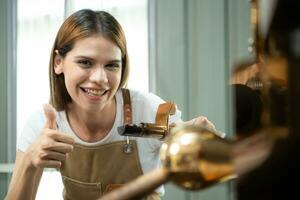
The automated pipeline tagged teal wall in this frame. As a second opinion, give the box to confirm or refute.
[0,0,9,197]
[153,0,251,199]
[0,0,16,198]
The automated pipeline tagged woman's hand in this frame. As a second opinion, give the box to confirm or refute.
[25,104,75,169]
[174,116,216,130]
[172,116,226,138]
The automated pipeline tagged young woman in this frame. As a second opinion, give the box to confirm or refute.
[6,9,214,200]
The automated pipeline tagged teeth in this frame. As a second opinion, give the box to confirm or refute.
[84,88,105,96]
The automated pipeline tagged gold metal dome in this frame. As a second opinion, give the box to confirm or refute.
[160,125,236,190]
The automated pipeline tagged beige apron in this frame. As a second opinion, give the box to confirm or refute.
[60,89,160,200]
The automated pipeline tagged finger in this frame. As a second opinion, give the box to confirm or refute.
[206,120,216,130]
[175,119,194,126]
[168,122,177,128]
[44,142,74,154]
[43,104,57,129]
[172,119,186,127]
[51,132,75,145]
[39,159,62,168]
[42,150,67,162]
[194,117,216,129]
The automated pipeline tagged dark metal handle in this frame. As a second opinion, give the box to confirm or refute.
[118,123,168,140]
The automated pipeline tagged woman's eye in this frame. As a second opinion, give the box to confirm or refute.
[77,60,93,67]
[105,63,120,70]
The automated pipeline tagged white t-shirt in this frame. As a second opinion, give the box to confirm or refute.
[17,89,182,195]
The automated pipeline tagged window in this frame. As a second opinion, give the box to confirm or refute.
[17,0,148,199]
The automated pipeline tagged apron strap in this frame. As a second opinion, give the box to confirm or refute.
[122,88,132,124]
[122,88,176,129]
[155,102,176,126]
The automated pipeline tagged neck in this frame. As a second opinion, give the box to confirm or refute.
[67,98,117,142]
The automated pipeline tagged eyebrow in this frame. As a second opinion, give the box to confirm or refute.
[74,56,121,63]
[74,56,94,60]
[108,59,122,63]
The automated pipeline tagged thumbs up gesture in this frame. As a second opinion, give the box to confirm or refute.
[25,104,75,169]
[43,103,58,130]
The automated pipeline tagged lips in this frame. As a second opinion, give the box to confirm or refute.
[81,87,108,98]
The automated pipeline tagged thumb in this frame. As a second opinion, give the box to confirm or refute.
[43,104,57,129]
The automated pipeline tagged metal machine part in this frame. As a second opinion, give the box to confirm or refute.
[118,123,226,141]
[100,125,237,200]
[160,125,235,190]
[118,123,168,140]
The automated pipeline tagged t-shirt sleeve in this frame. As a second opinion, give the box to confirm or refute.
[17,111,46,152]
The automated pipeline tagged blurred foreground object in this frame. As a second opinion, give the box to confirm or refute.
[237,0,300,199]
[100,0,300,199]
[100,125,236,200]
[160,125,234,190]
[99,124,273,200]
[232,84,263,138]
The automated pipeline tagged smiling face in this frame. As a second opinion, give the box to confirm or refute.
[54,35,122,112]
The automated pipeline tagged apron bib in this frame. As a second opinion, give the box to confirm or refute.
[60,89,160,200]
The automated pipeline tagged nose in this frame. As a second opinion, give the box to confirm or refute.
[89,66,108,84]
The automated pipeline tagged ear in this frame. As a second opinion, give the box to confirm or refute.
[54,50,64,75]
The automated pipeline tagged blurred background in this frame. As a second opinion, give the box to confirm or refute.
[0,0,253,199]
